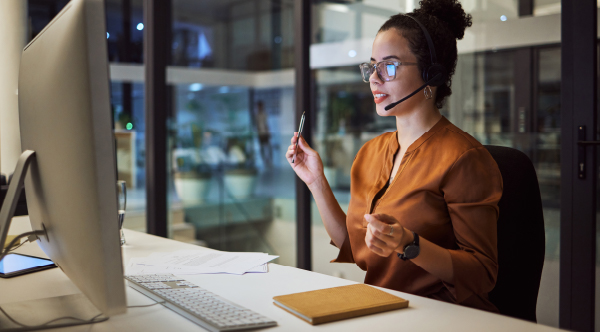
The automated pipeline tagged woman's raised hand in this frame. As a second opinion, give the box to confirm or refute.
[364,214,413,257]
[286,133,324,187]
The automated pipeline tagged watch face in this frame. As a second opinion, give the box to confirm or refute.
[405,245,420,259]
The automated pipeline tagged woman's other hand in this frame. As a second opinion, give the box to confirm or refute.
[364,213,414,257]
[286,133,324,187]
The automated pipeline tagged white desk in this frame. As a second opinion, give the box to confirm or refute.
[1,217,563,332]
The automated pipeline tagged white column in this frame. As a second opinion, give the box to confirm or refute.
[0,0,27,176]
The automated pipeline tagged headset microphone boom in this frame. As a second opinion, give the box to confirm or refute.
[384,73,442,111]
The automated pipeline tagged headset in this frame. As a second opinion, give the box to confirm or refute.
[384,14,448,111]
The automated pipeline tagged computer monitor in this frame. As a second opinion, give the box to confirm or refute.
[0,0,126,321]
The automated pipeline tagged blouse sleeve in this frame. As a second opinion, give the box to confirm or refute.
[440,146,503,303]
[330,234,355,263]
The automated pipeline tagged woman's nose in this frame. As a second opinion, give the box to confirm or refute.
[369,67,383,85]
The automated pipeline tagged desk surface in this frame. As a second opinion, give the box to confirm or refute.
[1,217,563,332]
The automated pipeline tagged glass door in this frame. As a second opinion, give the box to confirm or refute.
[166,0,297,266]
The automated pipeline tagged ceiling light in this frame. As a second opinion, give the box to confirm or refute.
[189,83,203,92]
[326,4,349,13]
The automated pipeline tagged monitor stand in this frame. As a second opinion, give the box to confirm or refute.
[0,151,107,331]
[0,150,43,250]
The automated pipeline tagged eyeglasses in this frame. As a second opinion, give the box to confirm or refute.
[359,60,418,83]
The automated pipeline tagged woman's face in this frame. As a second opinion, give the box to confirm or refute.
[370,29,427,116]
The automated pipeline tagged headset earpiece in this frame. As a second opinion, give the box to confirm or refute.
[423,63,447,87]
[404,14,447,87]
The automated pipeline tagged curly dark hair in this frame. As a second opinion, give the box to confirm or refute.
[378,0,472,108]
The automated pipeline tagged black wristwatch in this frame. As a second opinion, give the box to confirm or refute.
[397,231,420,261]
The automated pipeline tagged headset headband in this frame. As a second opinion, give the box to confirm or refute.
[404,14,438,65]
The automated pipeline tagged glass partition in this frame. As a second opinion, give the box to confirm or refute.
[110,82,147,233]
[167,0,296,266]
[106,0,148,234]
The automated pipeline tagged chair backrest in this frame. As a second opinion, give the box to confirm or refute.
[484,145,545,323]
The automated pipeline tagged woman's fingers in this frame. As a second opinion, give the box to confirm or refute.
[365,214,406,257]
[287,147,300,163]
[290,133,315,153]
[371,213,398,224]
[286,145,295,159]
[364,214,394,238]
[368,224,393,242]
[365,227,389,256]
[368,243,386,256]
[288,133,314,157]
[297,136,317,155]
[288,133,321,167]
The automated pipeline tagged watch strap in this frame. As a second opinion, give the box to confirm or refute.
[397,231,419,261]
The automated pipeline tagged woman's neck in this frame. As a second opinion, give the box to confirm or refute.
[395,105,442,149]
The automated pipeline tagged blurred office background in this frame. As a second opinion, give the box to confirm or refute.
[20,0,596,330]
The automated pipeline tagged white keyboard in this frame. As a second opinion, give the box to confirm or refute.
[125,274,277,331]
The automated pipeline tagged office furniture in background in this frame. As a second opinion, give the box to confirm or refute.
[115,131,137,189]
[486,145,546,322]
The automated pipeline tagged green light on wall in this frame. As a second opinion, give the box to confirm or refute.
[126,122,133,130]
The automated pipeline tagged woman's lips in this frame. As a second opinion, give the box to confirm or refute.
[373,92,389,104]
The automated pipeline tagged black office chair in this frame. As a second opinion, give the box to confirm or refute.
[484,145,545,323]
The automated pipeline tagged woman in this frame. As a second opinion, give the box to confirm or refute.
[286,0,503,313]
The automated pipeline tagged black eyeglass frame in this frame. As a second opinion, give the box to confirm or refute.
[359,60,418,83]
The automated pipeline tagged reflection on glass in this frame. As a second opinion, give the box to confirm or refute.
[105,0,145,63]
[537,47,561,133]
[168,0,297,267]
[170,83,297,265]
[111,82,147,233]
[172,0,294,70]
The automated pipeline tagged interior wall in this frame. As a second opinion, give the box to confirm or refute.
[0,0,27,176]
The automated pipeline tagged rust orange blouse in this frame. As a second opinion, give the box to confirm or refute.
[332,116,503,312]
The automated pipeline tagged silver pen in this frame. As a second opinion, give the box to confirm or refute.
[292,111,306,163]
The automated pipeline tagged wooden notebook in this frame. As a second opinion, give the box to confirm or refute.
[273,284,409,325]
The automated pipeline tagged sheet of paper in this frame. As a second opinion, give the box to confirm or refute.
[145,250,277,275]
[126,260,208,275]
[126,263,269,275]
[127,257,220,274]
[246,263,268,273]
[126,251,277,275]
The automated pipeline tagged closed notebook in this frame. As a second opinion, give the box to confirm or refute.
[273,284,409,325]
